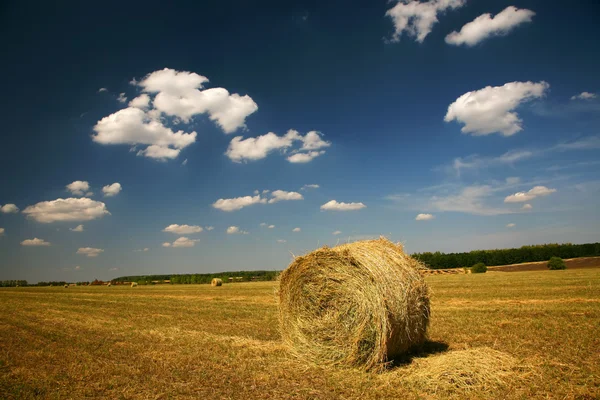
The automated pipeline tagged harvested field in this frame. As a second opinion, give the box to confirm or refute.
[488,256,600,272]
[0,268,599,399]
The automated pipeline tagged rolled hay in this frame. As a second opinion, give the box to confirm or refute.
[64,284,69,288]
[107,283,111,287]
[211,278,223,287]
[131,282,138,287]
[278,237,430,371]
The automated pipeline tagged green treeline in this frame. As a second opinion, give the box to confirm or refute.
[0,280,28,287]
[113,270,278,285]
[412,242,600,269]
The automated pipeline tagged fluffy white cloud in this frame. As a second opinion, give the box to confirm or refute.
[504,186,556,203]
[268,225,275,229]
[268,190,304,204]
[137,145,181,160]
[129,94,151,109]
[445,81,549,136]
[227,226,248,235]
[571,92,597,101]
[98,88,108,93]
[386,0,465,43]
[21,238,50,246]
[93,107,197,160]
[301,184,319,190]
[522,203,533,210]
[0,204,19,214]
[170,237,199,248]
[137,68,257,132]
[162,242,171,247]
[332,230,342,236]
[320,200,366,211]
[66,181,90,197]
[287,151,326,163]
[205,226,214,231]
[76,247,104,257]
[506,223,516,228]
[213,195,266,212]
[415,213,435,221]
[292,227,301,232]
[117,93,127,103]
[445,6,535,46]
[22,198,110,223]
[163,224,203,235]
[226,130,330,163]
[102,183,122,197]
[70,224,84,232]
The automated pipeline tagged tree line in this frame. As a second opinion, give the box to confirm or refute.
[0,280,28,287]
[113,270,279,285]
[412,242,600,269]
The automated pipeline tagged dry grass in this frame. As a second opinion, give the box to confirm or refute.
[0,269,599,399]
[279,237,430,371]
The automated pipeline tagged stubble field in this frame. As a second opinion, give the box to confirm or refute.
[1,268,599,399]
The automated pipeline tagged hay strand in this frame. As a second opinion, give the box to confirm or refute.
[211,278,223,287]
[278,237,430,371]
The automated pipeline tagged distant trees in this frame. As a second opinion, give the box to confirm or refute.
[0,280,28,287]
[547,257,566,270]
[112,270,279,285]
[412,242,600,269]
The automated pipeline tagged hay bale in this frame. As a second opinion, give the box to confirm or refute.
[211,278,223,287]
[131,282,138,287]
[107,283,111,287]
[278,237,430,371]
[64,284,69,288]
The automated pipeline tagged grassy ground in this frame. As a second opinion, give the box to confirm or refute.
[0,269,598,399]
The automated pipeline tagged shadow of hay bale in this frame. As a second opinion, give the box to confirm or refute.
[388,340,449,367]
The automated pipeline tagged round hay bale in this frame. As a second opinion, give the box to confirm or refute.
[107,283,111,287]
[278,237,430,371]
[211,278,223,287]
[131,282,138,287]
[64,284,69,288]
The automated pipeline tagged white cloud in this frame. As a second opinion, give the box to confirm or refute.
[162,242,171,247]
[450,150,533,176]
[320,200,366,211]
[227,226,248,235]
[428,185,512,216]
[445,6,535,46]
[386,0,465,43]
[268,225,275,229]
[205,226,214,231]
[521,203,532,210]
[102,183,122,197]
[0,204,19,214]
[117,93,127,103]
[445,81,549,136]
[137,68,257,132]
[287,151,326,163]
[66,181,91,197]
[137,145,181,160]
[213,195,266,212]
[260,222,267,227]
[332,230,342,235]
[76,247,104,257]
[129,94,151,109]
[93,107,197,160]
[292,227,301,232]
[504,186,556,203]
[182,158,188,166]
[301,184,319,190]
[22,198,110,223]
[268,190,304,204]
[70,224,84,232]
[554,136,600,151]
[276,239,287,243]
[506,223,516,228]
[415,213,435,221]
[134,248,150,252]
[21,238,51,246]
[98,88,108,93]
[171,237,199,248]
[163,224,203,235]
[226,130,329,163]
[571,92,597,101]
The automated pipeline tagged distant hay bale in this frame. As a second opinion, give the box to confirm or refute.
[64,284,68,288]
[278,237,430,371]
[211,278,223,287]
[107,283,111,287]
[131,282,138,287]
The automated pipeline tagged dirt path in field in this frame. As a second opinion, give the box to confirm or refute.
[487,256,600,272]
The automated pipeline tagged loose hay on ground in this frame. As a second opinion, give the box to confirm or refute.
[278,237,430,371]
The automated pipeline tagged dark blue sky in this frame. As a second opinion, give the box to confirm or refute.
[1,0,599,282]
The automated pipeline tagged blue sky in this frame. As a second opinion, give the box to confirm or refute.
[1,0,599,283]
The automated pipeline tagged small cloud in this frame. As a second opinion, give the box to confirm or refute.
[98,88,108,93]
[171,237,199,248]
[0,204,19,214]
[521,203,533,210]
[102,183,122,197]
[504,186,556,203]
[332,230,342,236]
[182,158,188,166]
[276,239,286,243]
[292,227,301,232]
[321,200,366,211]
[506,223,516,228]
[70,224,84,232]
[571,92,597,101]
[74,266,81,270]
[205,226,214,231]
[301,184,320,190]
[415,213,435,221]
[66,181,90,197]
[268,190,303,204]
[260,222,267,227]
[163,224,203,235]
[162,242,171,247]
[21,238,51,246]
[117,93,127,103]
[76,247,104,257]
[268,225,275,229]
[213,195,266,212]
[227,226,248,235]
